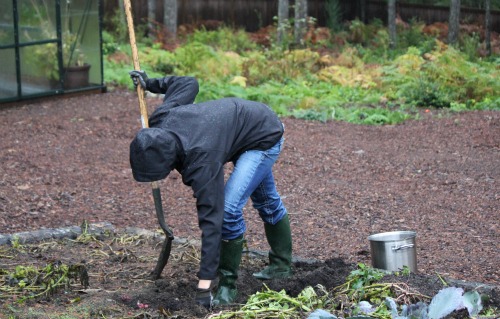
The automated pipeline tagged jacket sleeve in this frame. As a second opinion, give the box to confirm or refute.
[182,160,225,280]
[148,76,200,126]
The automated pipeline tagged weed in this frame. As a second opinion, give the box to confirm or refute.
[0,262,88,302]
[395,266,411,277]
[10,236,25,251]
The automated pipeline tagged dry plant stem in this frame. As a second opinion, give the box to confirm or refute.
[391,282,431,303]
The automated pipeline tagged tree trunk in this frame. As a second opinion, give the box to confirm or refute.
[118,0,125,26]
[148,0,156,39]
[485,0,491,56]
[357,0,366,23]
[448,0,461,46]
[277,0,290,44]
[388,0,397,49]
[294,0,308,46]
[164,0,177,40]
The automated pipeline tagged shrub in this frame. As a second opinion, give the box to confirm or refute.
[382,44,499,108]
[242,49,320,85]
[101,31,120,55]
[187,27,258,53]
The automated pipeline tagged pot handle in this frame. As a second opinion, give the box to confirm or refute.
[392,244,414,251]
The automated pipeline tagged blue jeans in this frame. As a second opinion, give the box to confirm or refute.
[222,138,287,240]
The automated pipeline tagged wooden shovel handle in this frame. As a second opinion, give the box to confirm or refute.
[123,0,149,129]
[123,1,171,280]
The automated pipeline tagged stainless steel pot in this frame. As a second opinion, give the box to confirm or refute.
[368,231,417,272]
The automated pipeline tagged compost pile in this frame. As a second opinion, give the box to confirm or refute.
[0,91,498,318]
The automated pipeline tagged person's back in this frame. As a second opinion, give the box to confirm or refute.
[150,96,284,166]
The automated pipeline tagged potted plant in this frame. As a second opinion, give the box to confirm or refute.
[60,33,91,89]
[28,0,91,89]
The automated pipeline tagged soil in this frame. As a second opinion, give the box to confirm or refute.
[0,91,499,318]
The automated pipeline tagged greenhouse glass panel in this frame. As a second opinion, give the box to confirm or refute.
[0,0,14,45]
[0,49,17,100]
[0,0,105,103]
[0,1,16,100]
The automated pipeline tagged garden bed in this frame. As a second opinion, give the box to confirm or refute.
[0,91,499,318]
[0,224,498,318]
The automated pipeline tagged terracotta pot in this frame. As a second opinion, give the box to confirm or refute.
[63,64,91,89]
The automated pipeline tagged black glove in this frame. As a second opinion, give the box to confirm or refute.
[195,287,213,309]
[129,70,149,89]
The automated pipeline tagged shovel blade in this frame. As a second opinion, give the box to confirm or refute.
[149,237,173,280]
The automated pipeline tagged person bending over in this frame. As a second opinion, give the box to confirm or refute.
[128,71,293,308]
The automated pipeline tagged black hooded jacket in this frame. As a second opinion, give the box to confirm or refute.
[130,76,284,280]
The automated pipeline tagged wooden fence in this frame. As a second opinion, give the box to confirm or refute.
[103,0,500,32]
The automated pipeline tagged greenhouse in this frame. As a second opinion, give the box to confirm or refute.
[0,0,105,102]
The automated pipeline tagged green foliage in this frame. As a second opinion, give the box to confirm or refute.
[332,263,394,307]
[187,27,258,53]
[272,15,295,51]
[459,32,481,62]
[139,45,176,75]
[10,236,25,251]
[451,97,500,112]
[1,262,88,302]
[101,31,120,55]
[173,42,243,81]
[382,45,500,108]
[242,49,320,85]
[103,22,499,124]
[423,47,499,103]
[209,284,330,319]
[347,263,386,291]
[397,18,436,54]
[482,307,500,317]
[333,107,412,125]
[405,78,453,108]
[348,19,373,45]
[104,9,129,43]
[206,263,495,319]
[395,266,412,276]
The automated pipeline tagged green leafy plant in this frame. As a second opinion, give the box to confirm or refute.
[209,284,330,319]
[395,266,411,277]
[101,30,120,55]
[331,265,391,316]
[1,262,88,302]
[10,236,25,251]
[385,287,483,319]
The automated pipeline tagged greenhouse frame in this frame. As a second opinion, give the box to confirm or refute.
[0,0,105,103]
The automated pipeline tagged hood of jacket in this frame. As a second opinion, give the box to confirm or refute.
[129,128,179,182]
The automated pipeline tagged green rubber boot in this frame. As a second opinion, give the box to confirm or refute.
[213,235,245,305]
[253,215,293,280]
